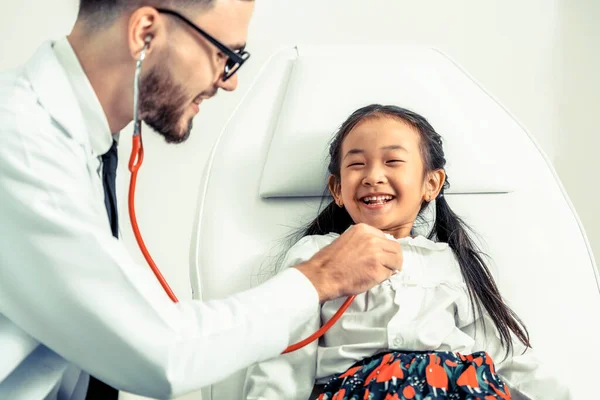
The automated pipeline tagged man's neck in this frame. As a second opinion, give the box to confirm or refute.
[67,24,135,133]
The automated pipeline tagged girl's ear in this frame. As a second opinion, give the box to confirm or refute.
[423,169,446,202]
[328,175,344,207]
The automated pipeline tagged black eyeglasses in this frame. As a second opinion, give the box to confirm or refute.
[155,8,250,81]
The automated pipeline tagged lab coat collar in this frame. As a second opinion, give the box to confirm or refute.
[23,41,92,150]
[52,37,115,155]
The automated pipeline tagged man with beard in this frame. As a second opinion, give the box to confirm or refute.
[0,1,403,399]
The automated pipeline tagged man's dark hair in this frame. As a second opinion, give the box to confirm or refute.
[77,1,215,28]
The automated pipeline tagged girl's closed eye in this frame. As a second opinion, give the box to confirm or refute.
[347,162,365,168]
[386,159,404,164]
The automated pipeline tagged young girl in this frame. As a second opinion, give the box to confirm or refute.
[244,105,570,399]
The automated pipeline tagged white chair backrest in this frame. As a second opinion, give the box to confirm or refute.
[189,45,600,400]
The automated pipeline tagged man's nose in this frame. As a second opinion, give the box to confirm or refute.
[217,72,239,92]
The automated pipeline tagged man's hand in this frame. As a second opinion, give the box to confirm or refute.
[295,223,403,302]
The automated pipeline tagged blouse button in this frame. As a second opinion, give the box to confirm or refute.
[393,337,404,347]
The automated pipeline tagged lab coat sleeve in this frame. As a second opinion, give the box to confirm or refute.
[244,236,323,400]
[0,110,319,398]
[455,289,572,400]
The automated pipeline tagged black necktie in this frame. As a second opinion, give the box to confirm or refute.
[101,140,119,238]
[86,140,120,400]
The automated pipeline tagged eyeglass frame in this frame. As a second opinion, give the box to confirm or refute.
[155,8,250,81]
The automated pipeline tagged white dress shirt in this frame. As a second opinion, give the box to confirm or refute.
[244,233,571,400]
[0,38,318,399]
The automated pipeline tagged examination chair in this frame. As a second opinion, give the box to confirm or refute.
[189,45,600,400]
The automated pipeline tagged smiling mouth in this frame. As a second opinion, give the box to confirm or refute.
[360,195,395,205]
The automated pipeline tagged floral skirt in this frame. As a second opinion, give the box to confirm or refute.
[317,351,511,400]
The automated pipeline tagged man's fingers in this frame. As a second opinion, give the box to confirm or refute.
[352,223,383,234]
[362,235,401,255]
[379,252,403,273]
[379,238,402,255]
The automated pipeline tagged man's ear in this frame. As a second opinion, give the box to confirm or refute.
[128,6,161,60]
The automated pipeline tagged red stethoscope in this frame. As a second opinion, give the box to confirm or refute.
[127,37,355,354]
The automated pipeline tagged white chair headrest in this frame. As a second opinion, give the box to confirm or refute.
[259,46,522,198]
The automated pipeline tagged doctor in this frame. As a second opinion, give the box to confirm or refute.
[0,1,402,399]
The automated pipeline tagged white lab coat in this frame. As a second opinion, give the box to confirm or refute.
[0,41,319,399]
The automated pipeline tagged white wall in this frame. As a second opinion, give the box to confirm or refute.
[554,0,600,270]
[1,1,598,399]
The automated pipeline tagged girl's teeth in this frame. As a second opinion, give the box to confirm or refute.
[362,195,393,204]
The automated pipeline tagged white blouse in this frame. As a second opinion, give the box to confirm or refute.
[244,233,571,400]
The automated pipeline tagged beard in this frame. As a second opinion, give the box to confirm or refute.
[138,62,193,144]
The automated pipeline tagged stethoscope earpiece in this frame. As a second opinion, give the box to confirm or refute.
[139,35,152,61]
